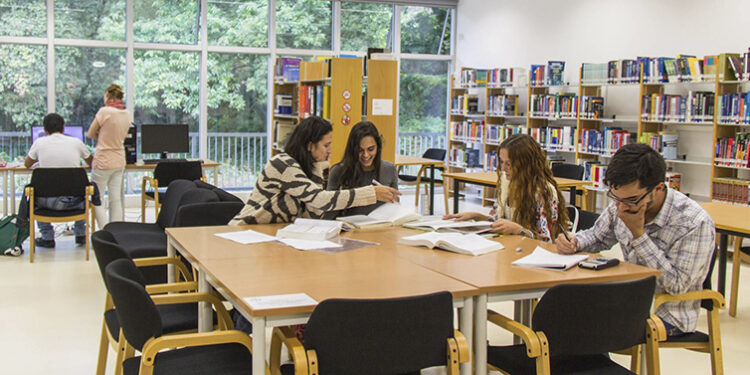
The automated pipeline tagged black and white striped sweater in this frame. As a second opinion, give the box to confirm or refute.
[231,153,377,224]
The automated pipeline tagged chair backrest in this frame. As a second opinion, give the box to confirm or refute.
[701,246,718,310]
[193,179,243,203]
[422,148,446,162]
[304,291,454,375]
[92,230,133,287]
[156,180,220,229]
[29,167,89,197]
[576,209,600,232]
[104,258,162,351]
[153,161,203,188]
[551,163,585,180]
[532,276,656,357]
[566,206,579,233]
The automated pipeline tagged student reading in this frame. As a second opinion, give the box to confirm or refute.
[326,121,398,216]
[444,134,567,242]
[556,143,715,337]
[230,116,400,224]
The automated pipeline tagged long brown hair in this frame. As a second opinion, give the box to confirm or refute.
[496,134,568,239]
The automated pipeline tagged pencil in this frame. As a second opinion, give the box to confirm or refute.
[558,222,571,241]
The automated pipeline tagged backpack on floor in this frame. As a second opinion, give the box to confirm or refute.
[0,215,29,256]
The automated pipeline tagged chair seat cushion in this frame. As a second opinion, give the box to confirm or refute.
[665,330,709,343]
[398,175,444,184]
[110,231,168,258]
[122,343,252,375]
[105,303,217,342]
[33,208,86,217]
[488,345,634,375]
[144,191,167,201]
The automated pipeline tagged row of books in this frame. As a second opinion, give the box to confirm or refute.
[274,94,294,115]
[458,67,487,87]
[579,96,604,119]
[486,94,518,116]
[485,124,526,145]
[526,127,576,152]
[485,151,499,172]
[723,52,749,81]
[451,94,481,115]
[530,61,565,86]
[715,133,750,168]
[581,161,608,186]
[581,60,641,85]
[529,93,578,119]
[272,120,296,150]
[717,92,750,125]
[275,57,301,82]
[640,132,679,160]
[298,85,330,119]
[640,91,715,123]
[486,68,526,87]
[579,127,633,155]
[449,147,481,168]
[450,121,484,142]
[711,178,750,206]
[641,55,709,83]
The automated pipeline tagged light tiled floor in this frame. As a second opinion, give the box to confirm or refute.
[1,192,748,374]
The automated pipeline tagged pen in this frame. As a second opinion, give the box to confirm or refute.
[372,179,383,186]
[558,222,571,241]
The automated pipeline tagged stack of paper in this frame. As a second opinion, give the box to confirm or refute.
[512,247,589,270]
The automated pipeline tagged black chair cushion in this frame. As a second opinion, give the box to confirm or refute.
[280,364,295,375]
[144,191,167,201]
[105,304,217,342]
[488,345,634,375]
[33,208,85,217]
[122,343,252,375]
[109,231,167,258]
[665,331,709,343]
[397,174,444,184]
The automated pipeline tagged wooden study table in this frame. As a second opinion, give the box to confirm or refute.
[395,154,445,215]
[699,202,750,297]
[0,159,219,216]
[166,224,478,375]
[442,171,588,213]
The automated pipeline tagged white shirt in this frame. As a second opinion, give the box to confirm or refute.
[27,133,90,168]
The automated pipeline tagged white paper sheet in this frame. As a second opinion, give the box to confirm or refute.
[278,238,343,250]
[244,293,317,310]
[214,229,277,245]
[512,246,589,270]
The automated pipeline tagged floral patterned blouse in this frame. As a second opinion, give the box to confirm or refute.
[489,175,560,242]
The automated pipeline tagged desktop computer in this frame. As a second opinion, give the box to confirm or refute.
[124,124,137,164]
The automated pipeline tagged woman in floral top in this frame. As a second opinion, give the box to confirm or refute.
[444,134,568,242]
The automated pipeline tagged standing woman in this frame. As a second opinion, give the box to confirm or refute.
[231,116,400,225]
[327,121,398,216]
[444,134,568,242]
[88,84,132,226]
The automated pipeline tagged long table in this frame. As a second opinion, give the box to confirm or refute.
[1,159,219,215]
[166,224,659,375]
[395,154,445,215]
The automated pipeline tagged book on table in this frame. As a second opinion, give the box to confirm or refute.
[276,218,343,241]
[403,216,493,234]
[398,232,503,256]
[336,203,421,228]
[512,246,589,270]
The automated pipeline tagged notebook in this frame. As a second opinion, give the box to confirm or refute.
[276,218,343,241]
[336,203,421,228]
[398,232,503,256]
[512,246,589,270]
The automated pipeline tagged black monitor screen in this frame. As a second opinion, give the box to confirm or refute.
[31,125,84,143]
[141,124,189,154]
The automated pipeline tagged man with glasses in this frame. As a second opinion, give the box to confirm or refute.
[556,143,715,337]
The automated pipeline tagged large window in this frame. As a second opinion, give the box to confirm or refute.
[134,1,199,44]
[208,0,268,47]
[399,59,449,156]
[0,0,46,37]
[340,2,393,52]
[400,6,452,55]
[54,0,125,40]
[276,0,331,50]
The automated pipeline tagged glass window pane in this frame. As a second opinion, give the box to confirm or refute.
[55,47,126,131]
[341,2,392,52]
[399,59,448,158]
[0,44,46,161]
[208,0,268,47]
[134,50,199,158]
[276,0,331,50]
[134,1,199,44]
[0,0,46,37]
[207,53,268,189]
[400,6,451,55]
[55,0,125,40]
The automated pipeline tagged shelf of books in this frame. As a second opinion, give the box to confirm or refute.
[448,69,486,199]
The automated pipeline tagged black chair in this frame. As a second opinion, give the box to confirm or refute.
[141,161,204,222]
[487,276,662,375]
[270,291,469,375]
[577,209,600,232]
[24,167,94,263]
[104,258,250,375]
[398,148,449,213]
[551,163,584,180]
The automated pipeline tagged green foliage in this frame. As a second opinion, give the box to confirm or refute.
[276,0,331,49]
[208,0,268,47]
[54,0,125,40]
[0,45,47,131]
[401,6,452,55]
[400,60,449,133]
[341,2,392,52]
[0,1,46,37]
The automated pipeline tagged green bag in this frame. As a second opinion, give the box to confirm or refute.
[0,215,29,256]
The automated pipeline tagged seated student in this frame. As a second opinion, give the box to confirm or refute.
[556,143,715,337]
[326,121,398,216]
[444,134,568,242]
[24,113,94,248]
[230,116,400,225]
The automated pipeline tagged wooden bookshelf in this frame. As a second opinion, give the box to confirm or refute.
[365,59,397,162]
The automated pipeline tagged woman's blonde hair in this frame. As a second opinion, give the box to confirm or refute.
[496,134,568,239]
[105,84,124,100]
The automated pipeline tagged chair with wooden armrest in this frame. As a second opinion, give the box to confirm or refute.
[487,276,661,375]
[104,258,256,375]
[398,148,449,214]
[270,291,469,375]
[141,161,203,223]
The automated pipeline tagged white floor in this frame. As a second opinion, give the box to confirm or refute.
[0,192,748,374]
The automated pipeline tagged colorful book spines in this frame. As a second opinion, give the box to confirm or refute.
[275,57,301,82]
[579,127,631,155]
[298,85,329,119]
[715,133,750,168]
[718,92,750,124]
[712,178,750,205]
[529,93,578,119]
[487,94,518,116]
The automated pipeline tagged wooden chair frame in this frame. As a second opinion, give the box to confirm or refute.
[398,164,450,214]
[730,237,750,317]
[269,326,469,375]
[653,290,725,375]
[25,184,94,263]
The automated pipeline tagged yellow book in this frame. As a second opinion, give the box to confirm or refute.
[322,85,330,120]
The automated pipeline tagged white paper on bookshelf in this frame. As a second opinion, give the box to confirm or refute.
[372,99,393,116]
[398,232,503,256]
[512,246,589,270]
[276,218,343,241]
[244,293,317,310]
[214,229,277,245]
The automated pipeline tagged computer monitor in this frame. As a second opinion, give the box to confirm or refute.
[140,124,189,159]
[31,125,84,143]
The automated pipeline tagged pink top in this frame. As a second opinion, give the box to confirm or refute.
[88,106,131,170]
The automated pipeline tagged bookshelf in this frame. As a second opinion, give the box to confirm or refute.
[447,73,484,199]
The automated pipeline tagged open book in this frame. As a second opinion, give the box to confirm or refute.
[398,232,503,256]
[276,218,343,241]
[512,246,589,270]
[403,216,493,234]
[336,203,421,228]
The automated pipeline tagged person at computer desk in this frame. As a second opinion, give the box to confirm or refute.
[24,113,94,248]
[88,84,131,226]
[326,121,398,217]
[556,144,715,337]
[443,134,568,242]
[230,116,400,225]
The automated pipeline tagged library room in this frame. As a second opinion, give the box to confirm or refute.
[0,0,747,374]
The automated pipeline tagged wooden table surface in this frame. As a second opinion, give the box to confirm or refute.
[395,154,445,166]
[700,202,750,234]
[441,171,587,189]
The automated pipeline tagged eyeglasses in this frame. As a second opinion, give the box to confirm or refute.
[606,186,654,206]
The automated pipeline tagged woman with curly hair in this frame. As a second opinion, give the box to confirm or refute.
[444,133,568,242]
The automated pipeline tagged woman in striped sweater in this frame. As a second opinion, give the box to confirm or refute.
[231,117,400,225]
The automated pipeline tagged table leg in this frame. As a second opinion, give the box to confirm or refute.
[473,294,487,375]
[429,165,436,215]
[213,165,218,186]
[719,233,727,295]
[569,187,576,208]
[453,177,460,214]
[251,316,267,375]
[166,240,176,284]
[197,268,212,332]
[459,296,473,375]
[512,301,522,345]
[10,170,16,215]
[2,170,7,216]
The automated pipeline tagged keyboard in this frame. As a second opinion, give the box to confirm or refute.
[142,158,188,165]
